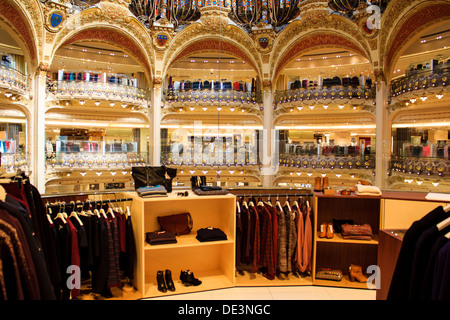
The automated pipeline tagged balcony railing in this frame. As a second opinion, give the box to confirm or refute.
[46,152,148,169]
[161,150,259,166]
[0,66,28,96]
[274,85,375,106]
[390,66,449,98]
[1,152,30,173]
[389,155,450,176]
[279,153,376,170]
[163,89,263,104]
[46,80,149,104]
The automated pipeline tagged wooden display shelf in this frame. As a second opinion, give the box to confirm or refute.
[127,190,236,298]
[315,233,379,245]
[313,276,375,290]
[144,234,234,250]
[235,269,313,287]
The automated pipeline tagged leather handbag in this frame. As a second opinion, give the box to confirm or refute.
[315,268,343,281]
[146,231,177,245]
[132,165,177,192]
[157,212,193,236]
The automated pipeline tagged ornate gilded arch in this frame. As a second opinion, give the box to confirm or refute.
[50,5,154,84]
[381,0,450,80]
[0,0,43,69]
[272,31,370,83]
[271,8,373,83]
[162,15,262,79]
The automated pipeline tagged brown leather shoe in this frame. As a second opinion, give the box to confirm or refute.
[318,223,327,238]
[349,264,368,283]
[322,177,329,189]
[314,177,322,191]
[326,223,334,239]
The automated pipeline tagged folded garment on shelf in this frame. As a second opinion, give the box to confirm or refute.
[137,185,168,197]
[146,231,177,245]
[355,184,382,196]
[341,223,373,240]
[196,227,227,242]
[193,188,229,196]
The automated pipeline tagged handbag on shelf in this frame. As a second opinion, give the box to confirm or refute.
[315,268,343,281]
[157,212,193,236]
[145,231,177,245]
[132,165,177,192]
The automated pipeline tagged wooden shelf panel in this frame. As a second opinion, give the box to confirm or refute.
[236,270,313,287]
[143,269,234,298]
[313,276,376,290]
[315,233,378,245]
[144,234,234,250]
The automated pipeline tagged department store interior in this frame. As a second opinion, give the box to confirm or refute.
[0,0,450,301]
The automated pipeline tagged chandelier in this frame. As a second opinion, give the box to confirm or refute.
[129,0,300,31]
[328,0,390,16]
[229,0,300,30]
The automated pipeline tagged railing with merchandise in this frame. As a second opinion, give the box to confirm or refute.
[46,151,148,169]
[163,88,263,104]
[46,79,149,104]
[274,85,375,107]
[0,152,30,173]
[390,65,449,98]
[279,153,376,170]
[389,155,450,176]
[0,65,29,96]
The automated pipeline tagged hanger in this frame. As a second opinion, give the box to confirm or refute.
[284,194,292,213]
[275,194,282,211]
[437,216,450,231]
[0,185,6,202]
[236,201,241,213]
[444,204,450,212]
[55,204,67,224]
[46,207,53,225]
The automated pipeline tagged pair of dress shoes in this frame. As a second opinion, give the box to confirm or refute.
[318,222,334,239]
[156,270,175,293]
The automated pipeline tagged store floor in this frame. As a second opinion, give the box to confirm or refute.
[144,286,376,300]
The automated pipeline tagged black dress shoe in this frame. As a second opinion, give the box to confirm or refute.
[165,269,176,292]
[156,270,167,293]
[181,270,202,286]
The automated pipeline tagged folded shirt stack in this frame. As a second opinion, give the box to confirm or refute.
[196,227,227,242]
[355,184,382,196]
[193,187,229,196]
[137,185,168,198]
[341,223,373,240]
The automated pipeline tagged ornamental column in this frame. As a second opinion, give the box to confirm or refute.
[151,77,162,166]
[261,80,275,187]
[374,71,390,189]
[30,64,48,193]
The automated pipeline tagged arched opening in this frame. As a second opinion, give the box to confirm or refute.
[45,36,152,194]
[388,20,450,193]
[161,39,263,188]
[0,22,31,174]
[273,44,376,188]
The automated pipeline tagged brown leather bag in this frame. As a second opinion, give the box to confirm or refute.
[157,213,193,236]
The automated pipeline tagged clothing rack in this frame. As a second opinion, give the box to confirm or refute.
[234,193,313,198]
[44,197,133,213]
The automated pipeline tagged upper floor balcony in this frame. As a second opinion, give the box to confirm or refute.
[390,64,449,99]
[163,88,263,105]
[46,79,150,106]
[0,65,29,99]
[274,85,375,109]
